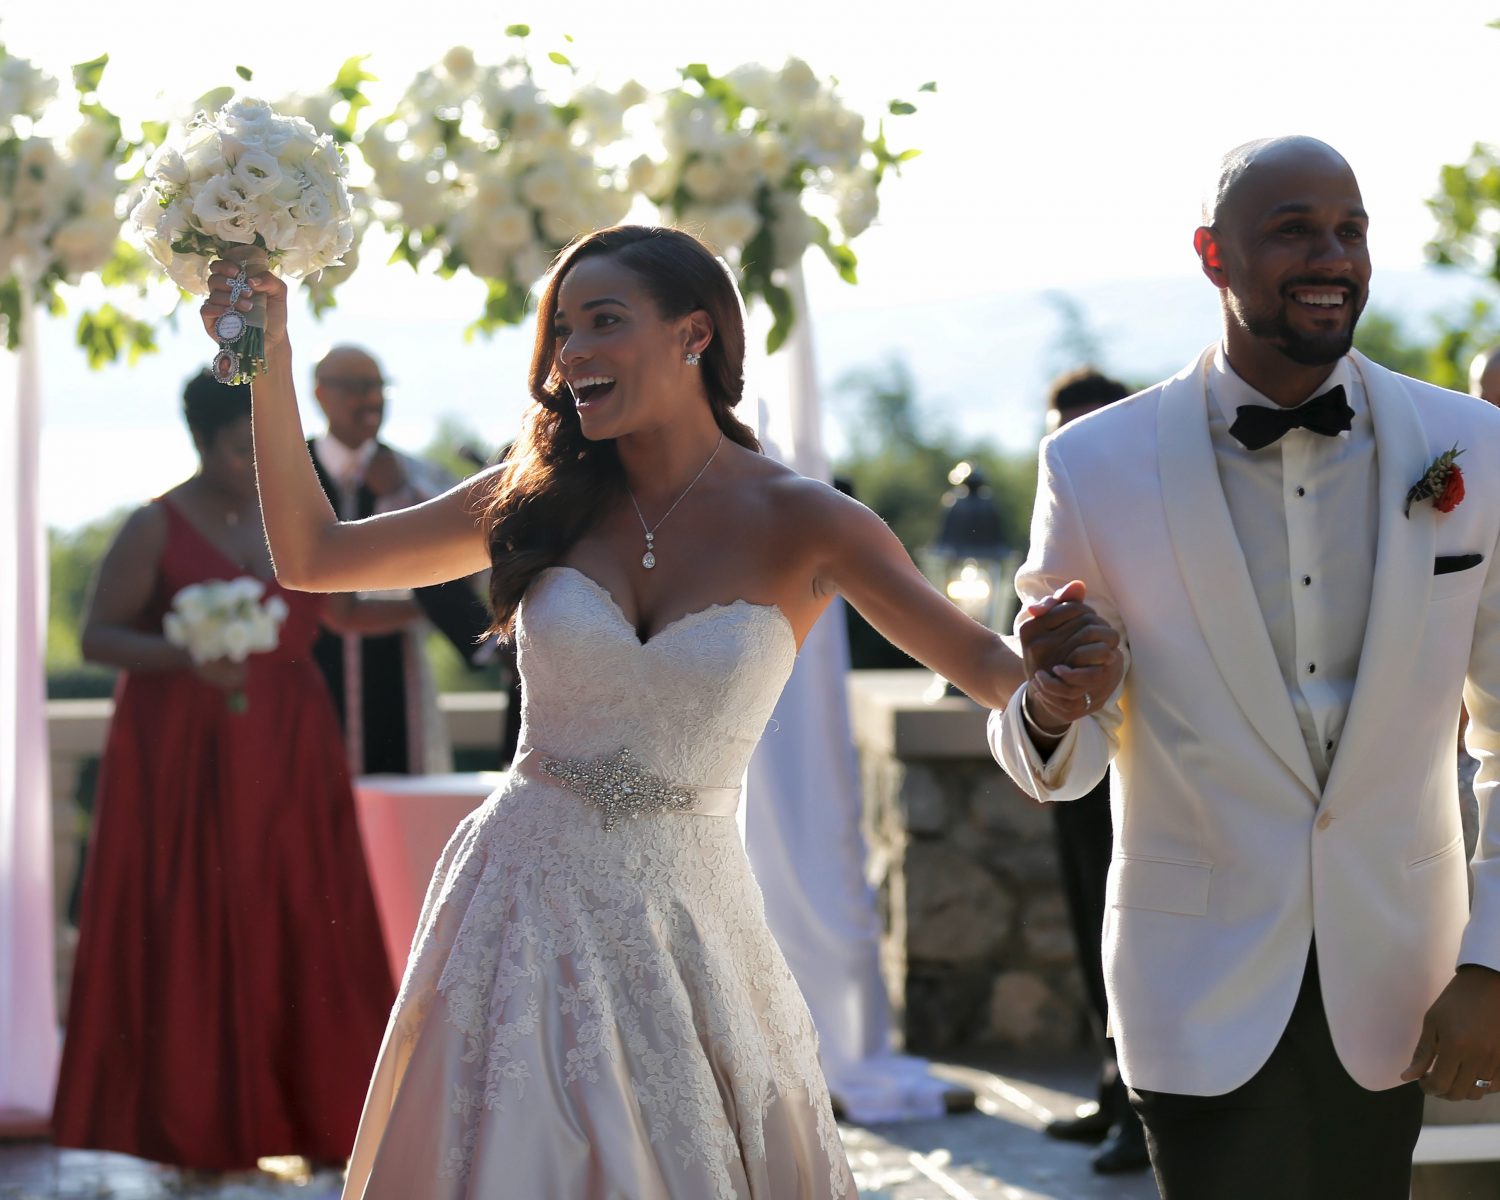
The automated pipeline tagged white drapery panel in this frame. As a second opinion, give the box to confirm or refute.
[0,293,59,1121]
[746,265,948,1122]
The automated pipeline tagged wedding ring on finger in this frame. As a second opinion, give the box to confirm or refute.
[1478,1079,1494,1089]
[1083,692,1092,710]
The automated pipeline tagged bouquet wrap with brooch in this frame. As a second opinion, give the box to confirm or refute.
[163,576,289,713]
[130,97,354,383]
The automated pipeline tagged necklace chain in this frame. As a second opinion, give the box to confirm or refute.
[626,433,724,570]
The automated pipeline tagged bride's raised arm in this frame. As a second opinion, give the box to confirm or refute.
[201,260,495,593]
[780,475,1121,714]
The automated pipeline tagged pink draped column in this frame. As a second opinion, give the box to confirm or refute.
[0,292,60,1124]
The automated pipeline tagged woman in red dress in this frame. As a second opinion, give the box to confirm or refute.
[52,370,398,1171]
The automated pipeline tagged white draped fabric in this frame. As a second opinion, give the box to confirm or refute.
[746,265,949,1123]
[0,293,59,1121]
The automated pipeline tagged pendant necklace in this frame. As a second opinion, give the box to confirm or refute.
[626,433,724,570]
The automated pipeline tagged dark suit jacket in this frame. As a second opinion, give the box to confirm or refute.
[307,439,494,773]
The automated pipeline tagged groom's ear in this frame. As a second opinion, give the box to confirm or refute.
[1194,227,1228,289]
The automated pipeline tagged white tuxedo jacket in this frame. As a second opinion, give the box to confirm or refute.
[990,347,1500,1095]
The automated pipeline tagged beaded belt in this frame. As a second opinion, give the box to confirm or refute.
[511,746,741,831]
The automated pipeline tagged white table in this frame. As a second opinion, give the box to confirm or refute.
[353,772,503,983]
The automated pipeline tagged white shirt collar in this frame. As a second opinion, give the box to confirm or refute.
[314,433,378,485]
[1208,346,1357,430]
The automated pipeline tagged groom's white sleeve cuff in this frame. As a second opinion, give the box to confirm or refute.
[988,680,1083,799]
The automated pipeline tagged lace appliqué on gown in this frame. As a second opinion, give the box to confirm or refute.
[348,567,852,1200]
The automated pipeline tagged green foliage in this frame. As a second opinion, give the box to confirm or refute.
[1429,142,1500,282]
[75,303,159,368]
[505,24,532,37]
[235,65,253,82]
[97,241,151,289]
[833,357,1036,668]
[1353,301,1500,390]
[329,55,378,143]
[425,629,504,694]
[0,276,21,352]
[867,119,921,186]
[835,357,1033,554]
[1043,291,1107,376]
[46,509,129,673]
[193,86,236,113]
[467,277,534,340]
[421,415,496,480]
[679,63,748,126]
[1352,308,1430,379]
[71,53,108,95]
[811,218,858,284]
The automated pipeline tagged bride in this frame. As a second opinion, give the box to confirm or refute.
[201,225,1121,1199]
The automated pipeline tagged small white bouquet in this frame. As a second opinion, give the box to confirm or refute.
[163,576,289,713]
[131,96,354,384]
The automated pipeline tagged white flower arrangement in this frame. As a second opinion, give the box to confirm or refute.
[364,39,641,333]
[0,48,130,351]
[272,56,378,315]
[649,59,920,351]
[131,96,355,381]
[163,576,289,713]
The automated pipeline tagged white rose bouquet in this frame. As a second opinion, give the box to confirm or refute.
[363,38,640,334]
[0,48,131,351]
[272,55,379,315]
[163,576,289,713]
[131,96,354,383]
[649,59,922,352]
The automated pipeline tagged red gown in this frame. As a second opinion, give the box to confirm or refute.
[52,498,395,1170]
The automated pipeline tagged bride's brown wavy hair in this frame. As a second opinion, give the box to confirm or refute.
[484,225,760,635]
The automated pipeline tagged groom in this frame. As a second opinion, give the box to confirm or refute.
[996,136,1500,1197]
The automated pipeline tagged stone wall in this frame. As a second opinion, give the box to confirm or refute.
[849,671,1090,1054]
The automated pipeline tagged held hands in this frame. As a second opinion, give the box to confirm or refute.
[200,259,288,352]
[1018,580,1123,736]
[1402,965,1500,1101]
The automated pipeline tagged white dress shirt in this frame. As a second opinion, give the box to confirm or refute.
[1017,350,1379,790]
[312,434,378,519]
[1204,349,1378,787]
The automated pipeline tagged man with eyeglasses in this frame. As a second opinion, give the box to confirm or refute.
[308,344,495,776]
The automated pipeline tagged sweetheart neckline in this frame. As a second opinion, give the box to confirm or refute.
[540,565,797,651]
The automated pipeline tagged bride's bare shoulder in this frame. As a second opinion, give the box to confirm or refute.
[755,462,880,533]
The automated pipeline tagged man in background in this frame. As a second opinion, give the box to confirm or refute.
[308,344,495,775]
[1035,368,1149,1174]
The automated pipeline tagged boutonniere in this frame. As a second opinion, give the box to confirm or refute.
[1405,446,1466,517]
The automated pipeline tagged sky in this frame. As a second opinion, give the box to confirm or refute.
[11,0,1500,529]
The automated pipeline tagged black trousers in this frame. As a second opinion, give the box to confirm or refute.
[1130,949,1423,1200]
[1051,776,1128,1118]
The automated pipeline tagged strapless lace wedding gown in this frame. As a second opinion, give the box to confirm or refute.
[343,567,855,1199]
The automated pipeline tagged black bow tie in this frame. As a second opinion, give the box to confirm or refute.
[1228,385,1353,451]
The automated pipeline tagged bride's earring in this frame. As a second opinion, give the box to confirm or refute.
[685,351,701,366]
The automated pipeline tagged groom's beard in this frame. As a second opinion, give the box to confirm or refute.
[1238,285,1366,367]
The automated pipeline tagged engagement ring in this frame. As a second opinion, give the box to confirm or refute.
[1478,1079,1494,1089]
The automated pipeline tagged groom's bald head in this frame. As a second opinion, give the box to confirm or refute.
[1202,136,1355,228]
